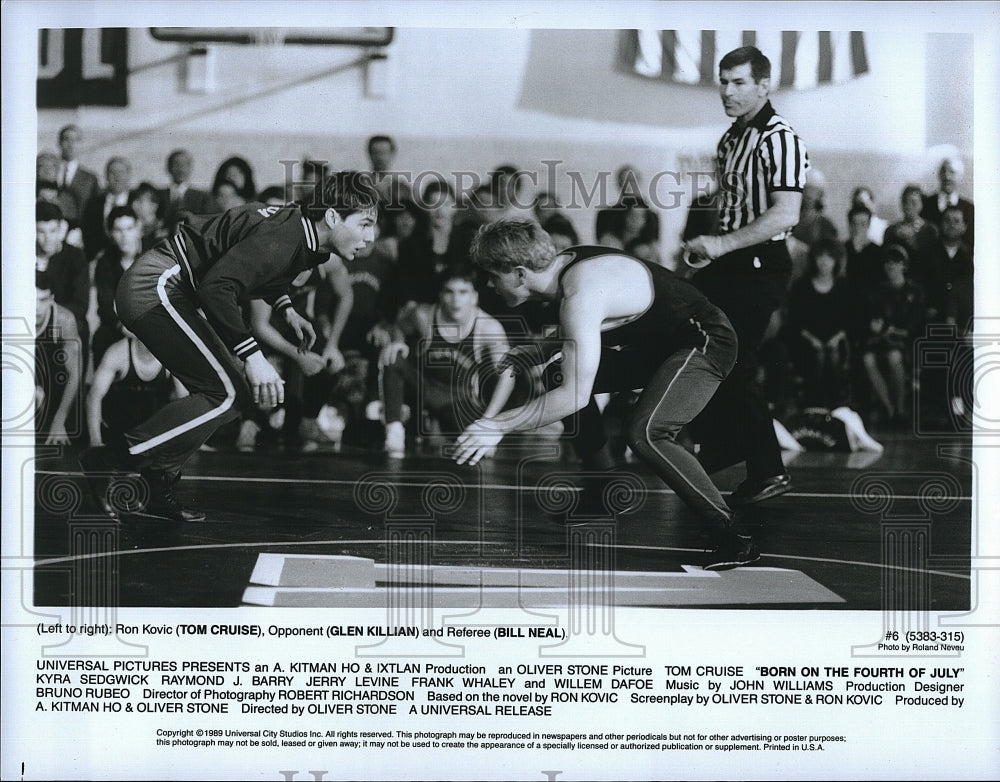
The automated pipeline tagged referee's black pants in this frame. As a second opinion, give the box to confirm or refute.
[690,243,791,482]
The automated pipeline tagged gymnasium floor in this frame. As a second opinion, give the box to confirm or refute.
[31,422,974,611]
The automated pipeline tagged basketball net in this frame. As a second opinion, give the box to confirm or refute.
[250,27,289,82]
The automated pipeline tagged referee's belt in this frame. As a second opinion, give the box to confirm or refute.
[714,239,789,272]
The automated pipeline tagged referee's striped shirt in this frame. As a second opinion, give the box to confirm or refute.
[716,100,809,239]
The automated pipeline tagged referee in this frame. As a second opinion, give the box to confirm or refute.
[684,45,808,505]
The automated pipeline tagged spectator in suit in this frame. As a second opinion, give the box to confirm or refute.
[924,204,974,329]
[37,151,84,242]
[922,154,974,254]
[161,149,214,231]
[56,124,99,224]
[81,156,134,261]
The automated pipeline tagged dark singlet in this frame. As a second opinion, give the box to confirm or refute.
[421,309,490,400]
[555,246,722,353]
[35,306,65,431]
[103,341,174,434]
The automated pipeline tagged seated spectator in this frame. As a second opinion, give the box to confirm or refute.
[921,204,975,424]
[81,155,134,261]
[36,177,84,248]
[884,184,938,291]
[366,135,412,207]
[92,205,142,366]
[161,148,214,231]
[248,257,354,451]
[789,169,838,280]
[843,206,886,375]
[378,265,513,457]
[129,182,169,252]
[850,186,888,246]
[844,205,885,293]
[532,190,564,227]
[489,164,536,222]
[380,198,426,262]
[316,215,398,446]
[212,178,247,213]
[294,158,330,202]
[37,151,85,239]
[397,180,459,308]
[87,330,184,452]
[786,241,852,409]
[35,278,82,446]
[596,165,660,249]
[922,153,974,254]
[36,201,90,367]
[860,245,925,426]
[924,204,974,330]
[258,185,289,206]
[541,212,580,252]
[599,197,660,257]
[212,155,257,207]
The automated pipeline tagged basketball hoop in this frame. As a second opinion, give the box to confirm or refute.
[251,27,289,78]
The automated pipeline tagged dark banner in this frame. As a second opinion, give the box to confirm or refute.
[37,28,128,108]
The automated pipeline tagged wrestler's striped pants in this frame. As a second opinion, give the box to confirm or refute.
[115,248,249,473]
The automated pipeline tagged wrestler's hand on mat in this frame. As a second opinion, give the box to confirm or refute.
[45,419,71,446]
[285,308,317,352]
[453,419,504,466]
[245,351,285,407]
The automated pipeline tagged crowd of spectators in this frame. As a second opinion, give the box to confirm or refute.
[33,124,975,458]
[773,157,975,429]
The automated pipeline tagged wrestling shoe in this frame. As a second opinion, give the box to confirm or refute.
[138,469,207,523]
[385,421,406,459]
[78,446,124,519]
[704,530,760,571]
[727,473,792,506]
